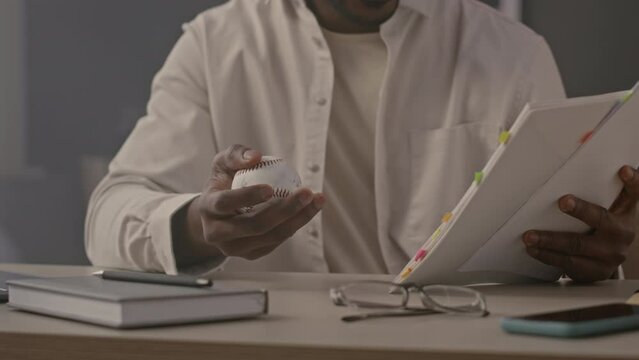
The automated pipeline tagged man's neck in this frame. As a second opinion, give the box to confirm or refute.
[306,0,399,34]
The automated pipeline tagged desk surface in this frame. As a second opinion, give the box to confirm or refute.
[1,264,638,360]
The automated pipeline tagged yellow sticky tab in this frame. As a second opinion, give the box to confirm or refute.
[623,90,634,103]
[474,171,484,184]
[401,268,413,278]
[498,131,511,144]
[441,212,453,223]
[432,227,442,239]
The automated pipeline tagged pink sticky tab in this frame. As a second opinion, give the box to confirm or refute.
[580,130,594,144]
[414,249,428,261]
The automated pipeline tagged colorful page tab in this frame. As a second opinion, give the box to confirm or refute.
[580,130,594,144]
[414,249,428,261]
[623,90,634,103]
[499,131,511,144]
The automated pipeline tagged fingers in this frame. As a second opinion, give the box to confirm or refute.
[523,166,639,283]
[216,188,317,242]
[209,145,262,191]
[200,184,274,217]
[259,193,325,244]
[610,166,639,214]
[524,247,612,283]
[231,188,316,236]
[202,187,321,243]
[522,227,631,282]
[199,145,325,261]
[522,230,626,264]
[558,195,615,233]
[214,193,326,259]
[558,192,635,241]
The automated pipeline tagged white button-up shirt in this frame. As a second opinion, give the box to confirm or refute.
[85,0,565,275]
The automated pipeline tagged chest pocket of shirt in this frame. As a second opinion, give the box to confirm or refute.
[398,122,503,252]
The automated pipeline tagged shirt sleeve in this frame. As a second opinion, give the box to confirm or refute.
[85,21,225,275]
[527,36,566,101]
[503,36,566,128]
[523,36,566,101]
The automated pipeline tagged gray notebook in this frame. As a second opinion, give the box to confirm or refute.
[7,276,268,328]
[0,271,38,303]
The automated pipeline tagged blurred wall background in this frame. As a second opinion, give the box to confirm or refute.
[0,0,223,263]
[0,0,638,264]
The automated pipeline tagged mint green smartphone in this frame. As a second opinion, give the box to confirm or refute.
[502,303,639,338]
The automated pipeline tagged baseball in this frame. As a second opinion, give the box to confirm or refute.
[231,156,302,198]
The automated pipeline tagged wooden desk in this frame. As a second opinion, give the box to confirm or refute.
[1,264,638,360]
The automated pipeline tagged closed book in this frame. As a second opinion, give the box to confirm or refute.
[7,276,268,328]
[0,271,38,304]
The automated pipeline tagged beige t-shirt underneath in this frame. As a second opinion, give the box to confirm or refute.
[321,28,388,274]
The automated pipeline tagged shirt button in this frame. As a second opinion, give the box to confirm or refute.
[316,97,327,106]
[309,164,321,173]
[312,37,324,48]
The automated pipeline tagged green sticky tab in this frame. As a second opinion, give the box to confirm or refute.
[623,90,634,103]
[474,171,484,184]
[499,130,511,144]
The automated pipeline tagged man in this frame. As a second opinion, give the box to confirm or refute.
[86,0,638,282]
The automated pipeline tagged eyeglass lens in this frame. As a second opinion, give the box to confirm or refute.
[339,282,408,308]
[420,285,485,311]
[339,282,484,309]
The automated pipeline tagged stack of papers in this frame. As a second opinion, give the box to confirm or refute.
[396,83,638,285]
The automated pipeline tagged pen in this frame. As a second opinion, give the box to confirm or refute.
[92,270,212,288]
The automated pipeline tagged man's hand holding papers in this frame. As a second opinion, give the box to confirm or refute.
[524,165,639,282]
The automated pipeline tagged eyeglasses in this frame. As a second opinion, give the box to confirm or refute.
[330,281,489,322]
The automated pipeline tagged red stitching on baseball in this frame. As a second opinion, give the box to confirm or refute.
[273,187,290,198]
[235,158,283,176]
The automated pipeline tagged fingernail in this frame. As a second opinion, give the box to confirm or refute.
[313,194,326,210]
[523,232,539,246]
[243,150,259,161]
[560,196,576,212]
[298,191,312,205]
[621,166,634,182]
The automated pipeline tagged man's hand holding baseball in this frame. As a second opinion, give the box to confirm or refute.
[174,145,325,268]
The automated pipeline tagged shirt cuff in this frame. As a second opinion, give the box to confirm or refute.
[148,193,225,275]
[149,194,228,275]
[177,256,229,276]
